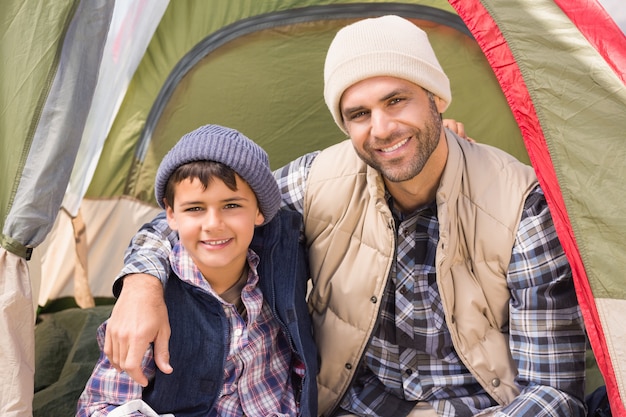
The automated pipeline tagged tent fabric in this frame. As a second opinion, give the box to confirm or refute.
[62,0,169,217]
[41,1,521,303]
[85,1,525,204]
[0,250,34,415]
[549,2,626,413]
[450,0,626,413]
[1,0,626,414]
[1,0,115,253]
[135,2,472,162]
[37,199,160,305]
[0,0,114,415]
[556,0,626,82]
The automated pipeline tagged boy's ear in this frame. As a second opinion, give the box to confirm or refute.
[165,203,178,231]
[255,209,265,226]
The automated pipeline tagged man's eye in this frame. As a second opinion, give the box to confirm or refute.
[348,111,368,121]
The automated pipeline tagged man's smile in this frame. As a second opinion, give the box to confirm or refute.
[379,137,410,153]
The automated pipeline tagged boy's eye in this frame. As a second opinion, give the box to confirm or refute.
[184,206,202,212]
[224,203,241,209]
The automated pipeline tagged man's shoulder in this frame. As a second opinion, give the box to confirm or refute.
[311,140,366,179]
[319,138,354,154]
[452,132,530,170]
[449,132,536,187]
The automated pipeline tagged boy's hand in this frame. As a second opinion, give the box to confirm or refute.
[104,274,173,386]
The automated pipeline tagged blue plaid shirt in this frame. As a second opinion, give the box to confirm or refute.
[117,151,586,417]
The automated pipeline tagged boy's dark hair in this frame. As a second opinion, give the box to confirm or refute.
[162,160,238,208]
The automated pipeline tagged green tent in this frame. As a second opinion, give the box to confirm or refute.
[1,0,625,415]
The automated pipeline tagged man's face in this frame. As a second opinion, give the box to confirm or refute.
[340,76,445,183]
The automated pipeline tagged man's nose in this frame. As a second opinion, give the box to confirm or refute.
[370,109,396,138]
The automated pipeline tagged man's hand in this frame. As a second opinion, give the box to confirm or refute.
[443,119,476,143]
[104,274,172,387]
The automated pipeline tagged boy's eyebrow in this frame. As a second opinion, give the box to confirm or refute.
[177,199,204,206]
[221,196,250,203]
[177,195,251,206]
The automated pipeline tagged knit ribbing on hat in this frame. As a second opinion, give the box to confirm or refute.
[154,124,281,225]
[323,15,451,134]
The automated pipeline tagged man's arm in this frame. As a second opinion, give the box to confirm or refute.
[105,274,172,387]
[112,211,175,296]
[106,212,176,386]
[107,121,471,386]
[500,187,586,416]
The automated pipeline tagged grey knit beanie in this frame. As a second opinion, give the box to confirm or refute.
[324,15,451,134]
[155,124,281,225]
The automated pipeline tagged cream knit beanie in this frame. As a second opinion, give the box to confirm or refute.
[324,15,451,134]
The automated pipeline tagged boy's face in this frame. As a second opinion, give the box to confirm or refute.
[165,174,264,283]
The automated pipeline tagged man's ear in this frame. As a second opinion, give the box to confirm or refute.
[434,95,447,114]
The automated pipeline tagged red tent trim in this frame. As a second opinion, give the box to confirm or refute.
[448,0,623,413]
[554,0,626,84]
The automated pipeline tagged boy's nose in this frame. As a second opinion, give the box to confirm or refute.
[203,209,223,229]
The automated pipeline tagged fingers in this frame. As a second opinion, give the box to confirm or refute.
[153,325,173,375]
[124,341,151,387]
[104,273,167,386]
[442,119,464,136]
[455,122,466,139]
[104,312,150,386]
[442,119,476,143]
[103,323,123,373]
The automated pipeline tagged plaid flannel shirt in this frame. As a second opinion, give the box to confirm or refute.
[80,247,299,416]
[117,150,586,417]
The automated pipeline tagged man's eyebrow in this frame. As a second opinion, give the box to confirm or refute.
[342,104,367,116]
[382,88,411,100]
[342,88,412,115]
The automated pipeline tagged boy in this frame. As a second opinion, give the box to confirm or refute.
[77,124,317,417]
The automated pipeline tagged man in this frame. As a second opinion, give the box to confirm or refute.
[106,15,587,416]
